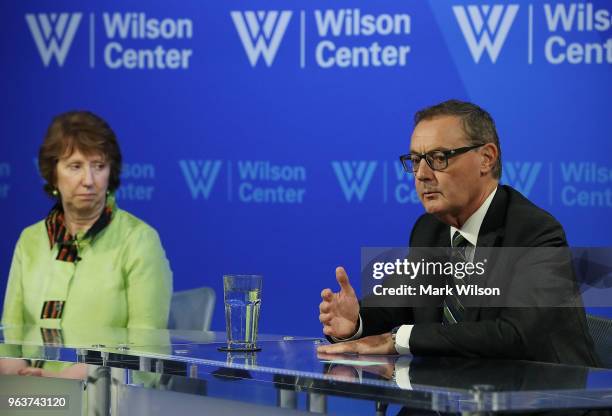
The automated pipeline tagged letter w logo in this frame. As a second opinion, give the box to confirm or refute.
[230,10,292,67]
[179,160,222,200]
[332,161,378,202]
[501,162,542,197]
[452,4,519,63]
[25,13,82,67]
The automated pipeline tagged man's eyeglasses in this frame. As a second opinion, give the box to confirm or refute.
[399,144,484,173]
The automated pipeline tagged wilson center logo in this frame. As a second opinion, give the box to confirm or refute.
[230,10,292,67]
[179,160,223,200]
[501,162,542,197]
[332,161,378,202]
[452,4,519,63]
[25,13,82,67]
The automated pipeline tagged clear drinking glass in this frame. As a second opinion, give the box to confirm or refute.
[221,274,262,351]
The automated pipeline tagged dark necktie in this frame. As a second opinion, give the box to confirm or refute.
[443,231,471,324]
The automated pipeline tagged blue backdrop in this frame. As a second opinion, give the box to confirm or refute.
[1,0,610,336]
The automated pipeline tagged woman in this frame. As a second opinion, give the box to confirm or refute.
[1,111,173,375]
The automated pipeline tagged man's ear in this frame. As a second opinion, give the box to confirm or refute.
[479,143,498,176]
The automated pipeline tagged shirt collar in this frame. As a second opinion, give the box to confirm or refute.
[450,187,497,247]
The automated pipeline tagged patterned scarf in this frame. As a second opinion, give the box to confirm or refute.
[45,198,114,263]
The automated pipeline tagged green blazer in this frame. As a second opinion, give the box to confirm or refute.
[2,205,173,330]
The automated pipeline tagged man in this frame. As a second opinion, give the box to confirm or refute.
[318,99,599,366]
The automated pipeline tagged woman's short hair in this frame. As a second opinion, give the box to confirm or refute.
[38,111,122,197]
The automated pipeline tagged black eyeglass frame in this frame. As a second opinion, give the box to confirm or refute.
[399,144,485,173]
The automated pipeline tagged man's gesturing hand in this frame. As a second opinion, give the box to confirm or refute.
[319,267,360,339]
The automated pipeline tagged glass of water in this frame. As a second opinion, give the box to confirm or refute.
[221,274,262,351]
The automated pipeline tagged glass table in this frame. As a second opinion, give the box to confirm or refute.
[1,325,611,415]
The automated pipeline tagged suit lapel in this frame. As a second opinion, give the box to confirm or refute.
[413,218,448,324]
[476,186,508,249]
[465,186,509,321]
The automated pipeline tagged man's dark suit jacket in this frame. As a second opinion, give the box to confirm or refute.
[360,185,600,367]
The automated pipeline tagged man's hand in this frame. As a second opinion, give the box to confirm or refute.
[318,352,395,380]
[317,333,397,355]
[319,267,360,339]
